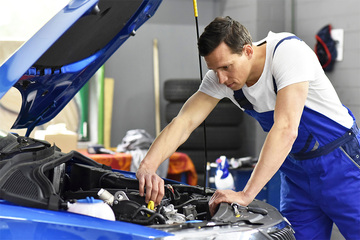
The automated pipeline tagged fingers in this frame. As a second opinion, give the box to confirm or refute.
[208,190,237,216]
[136,170,164,205]
[144,176,153,203]
[136,171,146,197]
[144,174,164,205]
[209,190,223,216]
[138,174,145,197]
[153,177,165,205]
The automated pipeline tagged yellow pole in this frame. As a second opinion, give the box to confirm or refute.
[192,0,198,17]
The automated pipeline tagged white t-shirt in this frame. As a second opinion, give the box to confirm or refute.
[199,31,353,130]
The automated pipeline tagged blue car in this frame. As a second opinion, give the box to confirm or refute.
[0,0,295,239]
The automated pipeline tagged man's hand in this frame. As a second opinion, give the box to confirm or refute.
[136,166,164,206]
[209,190,253,216]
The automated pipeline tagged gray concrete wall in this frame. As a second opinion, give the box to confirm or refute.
[292,0,360,121]
[105,0,218,146]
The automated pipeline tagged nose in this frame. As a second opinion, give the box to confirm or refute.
[217,71,228,84]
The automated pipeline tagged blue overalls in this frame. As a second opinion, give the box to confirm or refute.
[233,36,360,239]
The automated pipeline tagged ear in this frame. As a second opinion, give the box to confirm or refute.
[243,44,254,59]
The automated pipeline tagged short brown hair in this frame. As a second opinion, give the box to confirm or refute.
[198,16,252,56]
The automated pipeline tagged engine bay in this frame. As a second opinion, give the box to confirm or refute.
[65,163,213,226]
[0,132,295,239]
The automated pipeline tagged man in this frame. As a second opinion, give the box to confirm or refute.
[136,16,360,239]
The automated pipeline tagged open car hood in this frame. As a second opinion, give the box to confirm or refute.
[0,0,162,136]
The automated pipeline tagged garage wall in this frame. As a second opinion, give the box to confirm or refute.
[292,0,360,122]
[105,0,218,147]
[218,0,286,40]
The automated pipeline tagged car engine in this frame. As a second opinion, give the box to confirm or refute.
[0,131,295,239]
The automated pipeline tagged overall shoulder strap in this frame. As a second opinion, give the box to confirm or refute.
[233,89,253,110]
[234,35,303,106]
[273,35,302,57]
[272,35,302,94]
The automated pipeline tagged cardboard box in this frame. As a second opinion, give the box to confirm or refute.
[35,124,78,153]
[44,133,77,153]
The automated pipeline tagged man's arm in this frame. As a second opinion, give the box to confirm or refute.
[209,81,308,215]
[137,91,220,205]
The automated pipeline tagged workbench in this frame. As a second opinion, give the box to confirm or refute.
[78,150,198,186]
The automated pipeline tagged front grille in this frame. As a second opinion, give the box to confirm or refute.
[269,226,296,240]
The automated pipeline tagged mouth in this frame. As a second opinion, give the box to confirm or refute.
[226,83,234,88]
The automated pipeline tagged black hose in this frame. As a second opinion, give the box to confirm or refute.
[130,206,167,224]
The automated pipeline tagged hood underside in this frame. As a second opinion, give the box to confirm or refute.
[0,0,162,136]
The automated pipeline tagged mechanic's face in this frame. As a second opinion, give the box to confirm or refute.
[204,41,253,90]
